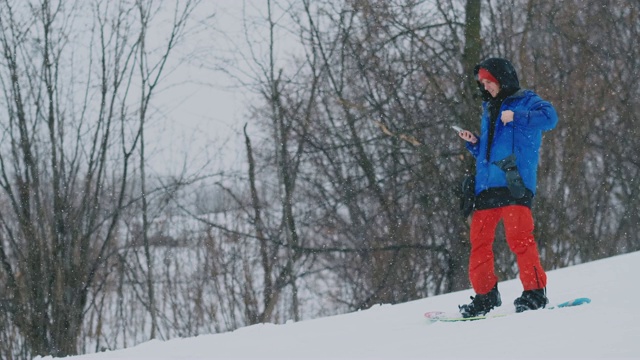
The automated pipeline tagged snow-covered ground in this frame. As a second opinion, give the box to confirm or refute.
[48,251,639,359]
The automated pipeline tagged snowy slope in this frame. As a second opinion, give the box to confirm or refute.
[48,251,640,359]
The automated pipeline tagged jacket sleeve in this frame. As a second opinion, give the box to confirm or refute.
[514,97,558,131]
[465,137,481,158]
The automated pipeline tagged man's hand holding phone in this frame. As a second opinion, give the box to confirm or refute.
[452,125,478,144]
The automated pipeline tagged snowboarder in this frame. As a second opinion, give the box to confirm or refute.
[456,57,558,317]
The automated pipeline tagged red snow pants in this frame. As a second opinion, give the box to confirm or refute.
[469,205,547,294]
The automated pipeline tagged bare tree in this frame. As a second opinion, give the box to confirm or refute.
[236,0,323,323]
[0,0,198,357]
[134,0,198,340]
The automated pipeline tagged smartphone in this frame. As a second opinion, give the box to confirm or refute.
[451,125,465,133]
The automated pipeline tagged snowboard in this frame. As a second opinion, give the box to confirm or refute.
[424,297,591,323]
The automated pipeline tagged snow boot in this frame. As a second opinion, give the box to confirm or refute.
[514,288,548,313]
[459,283,502,318]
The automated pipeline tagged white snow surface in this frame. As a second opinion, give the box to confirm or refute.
[51,251,640,359]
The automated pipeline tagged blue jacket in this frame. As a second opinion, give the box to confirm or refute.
[466,89,558,196]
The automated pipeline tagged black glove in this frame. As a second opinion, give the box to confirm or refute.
[493,154,526,199]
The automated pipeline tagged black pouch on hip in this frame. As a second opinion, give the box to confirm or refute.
[493,154,526,199]
[460,174,475,217]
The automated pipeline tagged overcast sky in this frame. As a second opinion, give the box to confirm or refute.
[149,1,275,176]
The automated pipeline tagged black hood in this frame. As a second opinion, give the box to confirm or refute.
[474,58,520,101]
